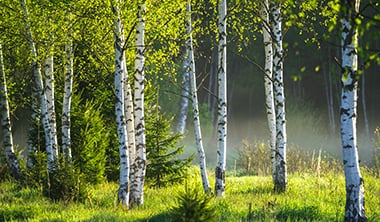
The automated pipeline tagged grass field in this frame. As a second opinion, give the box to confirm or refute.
[0,167,379,222]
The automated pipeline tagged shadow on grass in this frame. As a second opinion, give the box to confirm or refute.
[275,206,322,221]
[0,207,34,222]
[231,185,274,195]
[79,211,170,222]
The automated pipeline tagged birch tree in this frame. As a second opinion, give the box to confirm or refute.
[176,57,190,135]
[43,50,59,160]
[215,0,227,197]
[0,43,21,180]
[62,38,73,162]
[261,0,276,184]
[113,0,130,207]
[20,0,57,172]
[133,0,147,206]
[185,1,211,194]
[340,0,366,220]
[125,79,137,205]
[270,1,287,193]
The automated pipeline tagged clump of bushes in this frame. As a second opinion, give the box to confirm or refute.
[236,139,341,176]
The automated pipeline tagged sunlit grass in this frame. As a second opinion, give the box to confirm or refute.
[0,169,379,221]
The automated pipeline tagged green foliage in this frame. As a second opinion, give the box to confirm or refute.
[145,108,193,188]
[237,140,270,176]
[21,152,90,202]
[44,159,90,202]
[1,170,379,221]
[71,98,108,185]
[169,182,216,222]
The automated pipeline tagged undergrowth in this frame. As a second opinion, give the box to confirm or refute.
[0,167,379,221]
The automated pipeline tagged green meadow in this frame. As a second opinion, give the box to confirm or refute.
[1,167,379,222]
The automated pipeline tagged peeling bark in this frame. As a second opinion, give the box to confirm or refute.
[62,40,73,162]
[113,0,130,208]
[0,43,21,180]
[20,0,56,172]
[185,1,211,194]
[261,0,276,184]
[133,0,147,206]
[270,1,287,193]
[215,0,227,197]
[340,0,366,221]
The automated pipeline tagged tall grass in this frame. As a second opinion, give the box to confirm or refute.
[0,166,379,221]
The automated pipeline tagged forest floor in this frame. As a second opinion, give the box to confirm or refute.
[0,168,379,221]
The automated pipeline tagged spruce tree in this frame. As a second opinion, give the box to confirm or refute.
[146,108,193,188]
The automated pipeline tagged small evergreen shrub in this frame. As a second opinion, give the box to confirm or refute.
[71,99,108,185]
[145,109,193,188]
[170,182,216,222]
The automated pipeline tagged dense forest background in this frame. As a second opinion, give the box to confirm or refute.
[1,0,379,169]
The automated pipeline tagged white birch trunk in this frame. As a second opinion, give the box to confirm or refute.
[27,87,39,168]
[43,52,58,160]
[62,40,73,161]
[215,0,227,197]
[176,57,190,135]
[270,2,287,192]
[113,0,130,207]
[361,74,370,140]
[20,0,56,172]
[133,0,146,206]
[340,0,366,220]
[262,0,276,184]
[125,72,137,205]
[186,1,211,194]
[0,43,21,180]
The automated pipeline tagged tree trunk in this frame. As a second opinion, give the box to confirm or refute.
[27,87,40,168]
[62,40,73,162]
[20,0,56,172]
[176,56,190,135]
[125,79,137,206]
[327,46,336,133]
[133,0,147,206]
[340,0,366,220]
[361,73,370,140]
[0,43,21,180]
[270,1,287,193]
[43,51,59,160]
[186,1,211,194]
[215,0,227,197]
[113,0,130,207]
[261,0,276,184]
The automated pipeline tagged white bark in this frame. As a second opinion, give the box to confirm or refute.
[125,71,137,205]
[186,1,211,194]
[261,0,276,184]
[270,2,287,192]
[340,0,366,220]
[113,0,130,207]
[215,0,227,197]
[133,0,146,206]
[0,43,21,180]
[27,87,39,168]
[176,57,190,135]
[20,0,56,172]
[43,51,58,160]
[62,40,73,161]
